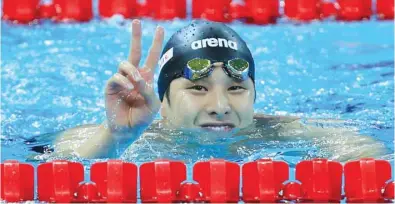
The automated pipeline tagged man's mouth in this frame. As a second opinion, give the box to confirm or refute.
[200,123,235,132]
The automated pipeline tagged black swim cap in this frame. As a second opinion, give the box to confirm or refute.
[157,20,255,101]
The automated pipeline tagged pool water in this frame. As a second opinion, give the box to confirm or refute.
[1,18,394,184]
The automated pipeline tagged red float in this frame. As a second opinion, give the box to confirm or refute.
[344,158,392,202]
[192,0,206,19]
[244,0,279,24]
[377,0,394,20]
[363,0,372,17]
[99,0,138,19]
[2,0,39,23]
[37,160,84,202]
[74,182,101,202]
[284,0,298,18]
[242,159,289,202]
[282,182,303,201]
[296,159,343,202]
[383,181,395,200]
[176,182,205,202]
[177,0,187,19]
[91,160,138,203]
[53,0,93,22]
[229,3,248,19]
[337,0,370,21]
[285,0,321,21]
[193,159,240,202]
[298,0,321,21]
[150,0,187,20]
[0,160,34,202]
[38,3,56,19]
[140,159,186,202]
[320,1,337,18]
[136,2,147,17]
[199,0,233,22]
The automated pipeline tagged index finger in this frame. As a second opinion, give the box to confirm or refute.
[143,26,164,76]
[128,19,142,67]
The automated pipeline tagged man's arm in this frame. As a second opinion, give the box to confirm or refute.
[50,124,107,158]
[51,124,111,158]
[253,114,390,162]
[51,123,136,159]
[283,119,388,161]
[47,20,165,159]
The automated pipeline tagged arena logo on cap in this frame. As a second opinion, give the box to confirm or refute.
[191,38,238,50]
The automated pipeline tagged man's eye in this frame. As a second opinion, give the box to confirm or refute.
[228,86,245,91]
[188,85,208,91]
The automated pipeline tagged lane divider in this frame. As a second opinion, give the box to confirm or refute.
[1,158,394,202]
[2,0,394,24]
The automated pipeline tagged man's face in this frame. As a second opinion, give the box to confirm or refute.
[161,63,255,132]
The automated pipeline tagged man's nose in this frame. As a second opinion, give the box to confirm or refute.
[205,90,231,120]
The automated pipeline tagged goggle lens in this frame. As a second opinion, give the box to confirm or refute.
[187,58,211,71]
[228,58,249,71]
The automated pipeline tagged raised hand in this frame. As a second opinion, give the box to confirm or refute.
[105,19,164,133]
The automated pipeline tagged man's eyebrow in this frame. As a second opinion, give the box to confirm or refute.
[231,78,246,85]
[184,78,209,86]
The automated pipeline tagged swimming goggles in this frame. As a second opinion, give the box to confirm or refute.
[183,58,250,81]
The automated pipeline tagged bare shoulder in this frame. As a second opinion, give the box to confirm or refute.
[253,113,300,126]
[251,114,350,136]
[253,114,350,130]
[236,114,302,136]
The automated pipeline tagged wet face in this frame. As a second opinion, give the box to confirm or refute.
[161,63,255,132]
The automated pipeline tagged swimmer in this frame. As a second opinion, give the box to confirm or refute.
[48,20,389,161]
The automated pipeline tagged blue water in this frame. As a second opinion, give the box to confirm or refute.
[1,17,394,201]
